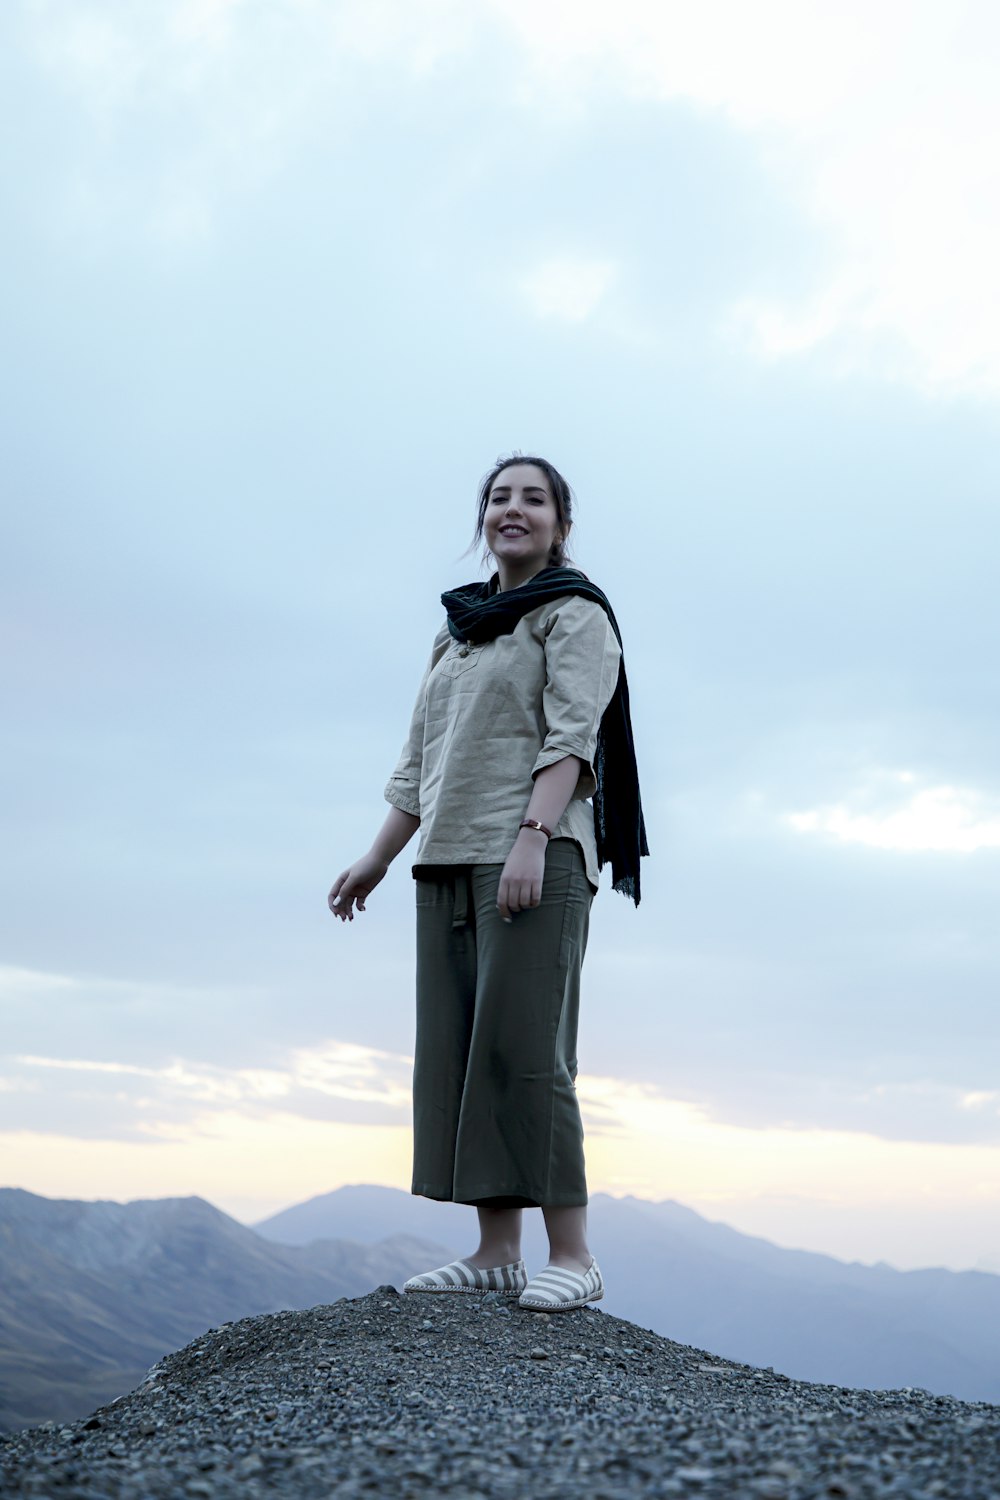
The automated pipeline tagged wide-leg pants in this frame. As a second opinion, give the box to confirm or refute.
[411,838,594,1208]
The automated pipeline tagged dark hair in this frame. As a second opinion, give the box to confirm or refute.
[471,452,575,570]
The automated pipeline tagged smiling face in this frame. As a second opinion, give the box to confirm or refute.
[482,463,565,581]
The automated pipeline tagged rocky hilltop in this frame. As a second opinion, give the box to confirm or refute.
[2,1287,998,1500]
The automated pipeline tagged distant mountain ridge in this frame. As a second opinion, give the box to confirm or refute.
[256,1184,1000,1405]
[0,1187,453,1434]
[2,1182,998,1436]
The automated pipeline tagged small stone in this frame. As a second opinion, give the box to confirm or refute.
[262,1409,278,1422]
[529,1348,550,1360]
[754,1480,789,1500]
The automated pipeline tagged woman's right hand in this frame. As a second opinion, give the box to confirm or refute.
[328,854,389,922]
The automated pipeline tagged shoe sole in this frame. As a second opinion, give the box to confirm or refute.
[403,1284,524,1296]
[519,1288,604,1312]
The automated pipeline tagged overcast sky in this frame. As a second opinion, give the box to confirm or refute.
[2,0,998,1274]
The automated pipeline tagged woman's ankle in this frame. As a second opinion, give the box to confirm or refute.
[546,1249,593,1273]
[469,1246,521,1267]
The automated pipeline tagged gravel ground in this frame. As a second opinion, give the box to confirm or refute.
[2,1285,998,1499]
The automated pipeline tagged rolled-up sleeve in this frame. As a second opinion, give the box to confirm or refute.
[383,625,450,817]
[531,597,622,799]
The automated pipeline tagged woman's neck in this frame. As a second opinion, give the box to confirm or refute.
[496,559,552,592]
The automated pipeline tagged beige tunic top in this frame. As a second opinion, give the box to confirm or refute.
[384,594,622,890]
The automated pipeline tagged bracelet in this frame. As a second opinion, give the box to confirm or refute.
[519,818,552,839]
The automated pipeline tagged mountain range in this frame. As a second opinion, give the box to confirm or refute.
[2,1181,998,1435]
[0,1186,452,1434]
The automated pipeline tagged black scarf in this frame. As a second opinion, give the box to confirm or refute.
[441,565,649,905]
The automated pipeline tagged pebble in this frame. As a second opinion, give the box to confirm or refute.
[753,1480,789,1499]
[0,1284,997,1499]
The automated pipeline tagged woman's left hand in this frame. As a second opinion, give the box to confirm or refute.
[497,829,548,921]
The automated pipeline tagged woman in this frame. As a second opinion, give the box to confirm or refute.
[328,454,647,1312]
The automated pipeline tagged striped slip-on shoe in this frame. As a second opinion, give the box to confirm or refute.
[403,1257,527,1296]
[518,1258,604,1312]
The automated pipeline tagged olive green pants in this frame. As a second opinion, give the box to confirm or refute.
[411,838,594,1208]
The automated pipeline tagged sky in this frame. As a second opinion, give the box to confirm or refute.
[2,0,999,1274]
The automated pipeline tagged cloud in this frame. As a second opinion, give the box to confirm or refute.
[787,771,1000,852]
[17,0,1000,390]
[8,1019,999,1155]
[7,1039,413,1138]
[487,0,1000,396]
[961,1090,1000,1111]
[0,964,271,1031]
[518,256,616,322]
[727,277,858,361]
[21,0,473,250]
